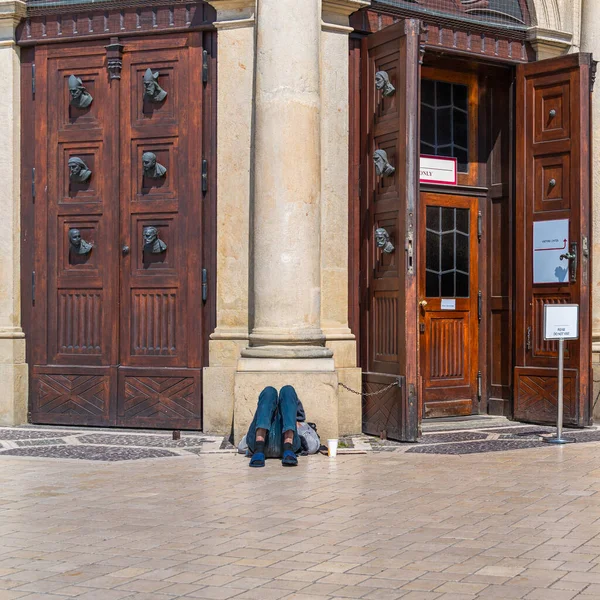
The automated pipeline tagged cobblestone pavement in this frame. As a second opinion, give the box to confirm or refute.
[2,422,599,461]
[3,438,600,598]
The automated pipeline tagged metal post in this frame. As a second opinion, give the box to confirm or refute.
[544,338,574,444]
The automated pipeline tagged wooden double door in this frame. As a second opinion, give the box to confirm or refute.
[359,20,593,440]
[27,33,209,429]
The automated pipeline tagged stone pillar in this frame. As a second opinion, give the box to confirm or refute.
[232,0,368,442]
[0,1,27,425]
[202,0,256,433]
[242,0,329,359]
[580,0,600,420]
[527,0,581,59]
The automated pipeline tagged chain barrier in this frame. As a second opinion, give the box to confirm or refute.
[338,379,401,397]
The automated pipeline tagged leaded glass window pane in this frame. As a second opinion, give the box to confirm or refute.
[425,206,470,298]
[420,79,469,173]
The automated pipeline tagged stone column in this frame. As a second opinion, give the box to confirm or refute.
[0,1,27,425]
[203,0,256,433]
[527,0,581,59]
[241,0,330,359]
[233,0,368,442]
[580,0,600,418]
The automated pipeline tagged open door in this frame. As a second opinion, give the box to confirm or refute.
[360,20,421,442]
[514,54,594,426]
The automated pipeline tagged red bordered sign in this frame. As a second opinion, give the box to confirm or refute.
[420,155,458,185]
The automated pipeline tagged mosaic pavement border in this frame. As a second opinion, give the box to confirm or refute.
[0,422,599,461]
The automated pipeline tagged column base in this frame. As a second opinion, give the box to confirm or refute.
[233,370,340,444]
[241,345,333,359]
[0,336,28,426]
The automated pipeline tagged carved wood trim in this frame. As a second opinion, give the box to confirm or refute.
[17,1,215,44]
[351,5,535,63]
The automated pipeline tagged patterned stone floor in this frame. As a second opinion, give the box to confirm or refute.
[0,427,235,461]
[3,439,600,598]
[1,421,600,461]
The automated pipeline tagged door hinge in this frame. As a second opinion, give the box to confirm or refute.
[478,290,483,322]
[32,63,36,96]
[477,211,483,242]
[202,50,209,84]
[202,268,208,303]
[32,271,36,306]
[202,159,208,193]
[477,371,482,402]
[526,326,532,351]
[32,167,35,202]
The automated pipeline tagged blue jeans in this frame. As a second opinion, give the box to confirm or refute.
[246,386,302,457]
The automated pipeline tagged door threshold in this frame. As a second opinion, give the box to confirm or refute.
[421,415,514,432]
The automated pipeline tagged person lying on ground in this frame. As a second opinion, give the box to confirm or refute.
[238,385,320,468]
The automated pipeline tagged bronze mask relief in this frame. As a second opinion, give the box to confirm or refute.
[143,68,168,103]
[142,226,167,254]
[375,70,396,97]
[142,152,167,179]
[68,157,92,183]
[373,149,396,177]
[68,228,93,255]
[68,75,93,109]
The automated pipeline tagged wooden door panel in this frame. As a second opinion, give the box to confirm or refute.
[419,194,479,417]
[41,44,120,370]
[424,313,469,388]
[117,33,203,427]
[362,373,406,439]
[117,368,201,429]
[31,366,116,426]
[515,367,578,425]
[514,54,592,426]
[360,20,421,442]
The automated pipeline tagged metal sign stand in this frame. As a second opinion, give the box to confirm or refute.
[543,338,574,445]
[542,304,579,445]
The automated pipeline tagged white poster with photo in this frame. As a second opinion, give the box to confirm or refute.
[533,219,570,284]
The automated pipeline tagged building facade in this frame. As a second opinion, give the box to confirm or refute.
[0,0,597,441]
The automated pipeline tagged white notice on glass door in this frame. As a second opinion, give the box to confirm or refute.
[441,299,456,310]
[533,219,569,284]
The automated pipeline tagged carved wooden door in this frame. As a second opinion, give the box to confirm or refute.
[419,193,479,418]
[31,42,120,426]
[514,54,593,426]
[360,20,421,442]
[30,33,205,429]
[117,35,203,429]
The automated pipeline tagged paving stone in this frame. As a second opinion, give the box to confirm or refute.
[408,440,548,454]
[0,446,178,461]
[2,428,600,600]
[0,430,73,441]
[76,434,210,448]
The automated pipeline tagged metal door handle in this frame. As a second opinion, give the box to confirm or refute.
[122,245,130,255]
[419,300,428,308]
[560,242,577,282]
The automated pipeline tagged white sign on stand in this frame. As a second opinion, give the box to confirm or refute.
[542,304,579,445]
[544,304,579,340]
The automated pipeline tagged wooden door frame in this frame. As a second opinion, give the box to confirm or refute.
[19,6,217,427]
[350,36,518,427]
